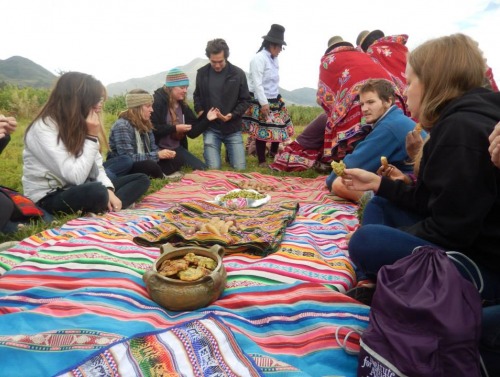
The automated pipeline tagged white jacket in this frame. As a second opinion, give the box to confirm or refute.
[22,117,113,203]
[247,49,280,106]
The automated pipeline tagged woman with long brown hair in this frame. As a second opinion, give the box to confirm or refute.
[23,72,150,215]
[344,33,500,303]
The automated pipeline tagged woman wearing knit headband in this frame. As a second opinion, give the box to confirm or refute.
[151,68,215,171]
[108,89,188,179]
[22,72,150,215]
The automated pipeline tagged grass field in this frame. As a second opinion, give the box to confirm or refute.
[0,108,325,242]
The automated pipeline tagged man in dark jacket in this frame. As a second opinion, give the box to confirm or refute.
[193,38,250,170]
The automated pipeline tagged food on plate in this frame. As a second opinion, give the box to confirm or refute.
[219,189,266,201]
[331,160,346,177]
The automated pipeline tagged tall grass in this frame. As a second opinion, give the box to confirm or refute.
[1,88,325,242]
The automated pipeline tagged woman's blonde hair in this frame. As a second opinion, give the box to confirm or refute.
[408,33,486,128]
[118,89,153,133]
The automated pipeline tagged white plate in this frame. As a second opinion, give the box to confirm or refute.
[214,189,271,208]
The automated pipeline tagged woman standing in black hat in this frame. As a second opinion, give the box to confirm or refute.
[242,24,294,168]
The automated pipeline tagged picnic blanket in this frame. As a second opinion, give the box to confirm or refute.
[0,170,368,377]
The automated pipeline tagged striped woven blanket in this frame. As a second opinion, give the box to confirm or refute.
[0,170,368,377]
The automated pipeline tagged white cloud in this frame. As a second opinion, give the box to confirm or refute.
[2,0,499,91]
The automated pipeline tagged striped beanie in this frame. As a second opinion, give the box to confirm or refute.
[165,68,189,87]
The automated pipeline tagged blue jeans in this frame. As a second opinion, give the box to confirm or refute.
[481,305,500,376]
[175,146,207,171]
[104,155,134,180]
[349,196,500,303]
[203,129,246,170]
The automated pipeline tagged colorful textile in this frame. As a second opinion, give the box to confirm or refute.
[269,140,321,172]
[56,314,264,377]
[133,200,298,255]
[0,186,44,218]
[0,171,368,377]
[242,96,294,142]
[317,45,404,159]
[270,113,330,172]
[367,34,409,99]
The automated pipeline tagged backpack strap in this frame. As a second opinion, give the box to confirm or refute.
[446,251,484,294]
[335,325,363,355]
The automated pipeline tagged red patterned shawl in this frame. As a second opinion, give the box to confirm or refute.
[367,34,409,98]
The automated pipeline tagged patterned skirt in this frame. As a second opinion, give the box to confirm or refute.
[242,95,294,143]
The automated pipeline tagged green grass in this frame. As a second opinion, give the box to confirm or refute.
[1,109,325,243]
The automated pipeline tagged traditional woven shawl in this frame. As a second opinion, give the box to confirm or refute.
[133,200,298,256]
[367,34,409,99]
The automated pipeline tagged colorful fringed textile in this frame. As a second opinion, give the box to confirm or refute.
[366,34,409,101]
[0,171,368,377]
[133,200,298,255]
[56,314,264,377]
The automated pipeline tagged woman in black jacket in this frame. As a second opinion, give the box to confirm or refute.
[343,33,500,302]
[151,68,215,171]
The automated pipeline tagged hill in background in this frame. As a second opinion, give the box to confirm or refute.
[0,56,318,107]
[107,58,319,107]
[0,56,57,88]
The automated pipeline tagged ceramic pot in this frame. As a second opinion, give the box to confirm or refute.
[143,243,226,311]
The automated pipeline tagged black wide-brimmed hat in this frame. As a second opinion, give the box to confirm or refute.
[262,24,287,46]
[360,29,385,51]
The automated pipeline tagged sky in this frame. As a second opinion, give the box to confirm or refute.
[2,0,499,91]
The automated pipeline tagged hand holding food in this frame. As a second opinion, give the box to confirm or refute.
[406,125,424,161]
[342,168,382,192]
[331,160,346,177]
[380,156,389,169]
[159,149,176,159]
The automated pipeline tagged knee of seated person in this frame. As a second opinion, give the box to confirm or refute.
[232,162,246,171]
[482,305,500,348]
[331,177,343,193]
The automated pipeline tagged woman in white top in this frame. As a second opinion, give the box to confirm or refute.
[23,72,150,215]
[242,24,294,167]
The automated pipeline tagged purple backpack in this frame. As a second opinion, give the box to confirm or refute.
[358,246,482,377]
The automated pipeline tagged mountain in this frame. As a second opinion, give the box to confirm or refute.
[0,56,318,106]
[106,58,207,99]
[0,56,57,88]
[106,58,318,107]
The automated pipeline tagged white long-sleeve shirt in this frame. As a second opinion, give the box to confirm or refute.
[23,117,113,203]
[247,49,280,106]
